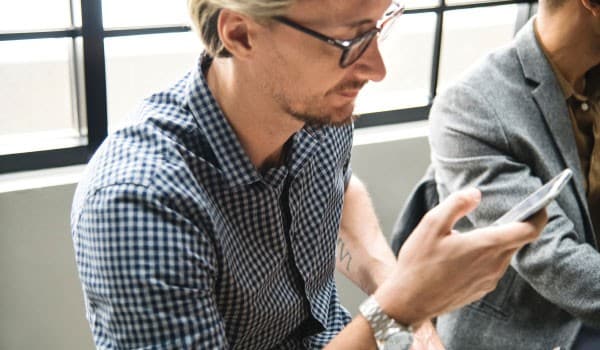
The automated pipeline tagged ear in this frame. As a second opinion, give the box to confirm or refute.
[217,9,258,59]
[581,0,600,16]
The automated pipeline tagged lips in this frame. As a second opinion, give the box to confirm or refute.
[333,80,366,99]
[337,89,361,98]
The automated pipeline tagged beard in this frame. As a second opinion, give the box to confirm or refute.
[288,107,359,128]
[273,79,366,128]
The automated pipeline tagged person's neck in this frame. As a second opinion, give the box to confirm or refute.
[206,58,304,172]
[535,10,600,94]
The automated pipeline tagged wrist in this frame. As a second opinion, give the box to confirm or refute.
[359,295,414,349]
[372,278,424,327]
[361,262,394,295]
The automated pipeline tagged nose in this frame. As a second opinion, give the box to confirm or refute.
[351,39,387,82]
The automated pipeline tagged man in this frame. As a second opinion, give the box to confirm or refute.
[426,0,600,348]
[70,0,546,348]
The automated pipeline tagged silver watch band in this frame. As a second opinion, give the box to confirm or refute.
[359,296,414,349]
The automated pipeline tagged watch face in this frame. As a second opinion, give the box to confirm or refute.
[382,331,414,350]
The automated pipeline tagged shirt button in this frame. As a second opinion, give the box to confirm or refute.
[581,102,589,111]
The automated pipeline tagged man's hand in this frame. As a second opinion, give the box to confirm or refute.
[325,188,546,349]
[374,187,547,326]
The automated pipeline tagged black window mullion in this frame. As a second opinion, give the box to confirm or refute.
[355,106,432,128]
[103,25,192,38]
[0,147,89,174]
[429,5,445,104]
[81,0,108,152]
[0,29,80,41]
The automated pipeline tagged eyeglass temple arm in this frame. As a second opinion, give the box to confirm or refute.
[378,3,405,29]
[273,16,351,49]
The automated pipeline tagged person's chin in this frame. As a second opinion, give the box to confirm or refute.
[336,100,356,117]
[328,91,356,107]
[333,114,355,127]
[328,105,356,126]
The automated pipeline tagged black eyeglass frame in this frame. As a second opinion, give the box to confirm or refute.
[273,1,405,68]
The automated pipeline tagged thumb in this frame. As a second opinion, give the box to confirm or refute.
[420,187,481,236]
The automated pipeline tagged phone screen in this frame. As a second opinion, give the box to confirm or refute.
[492,169,573,226]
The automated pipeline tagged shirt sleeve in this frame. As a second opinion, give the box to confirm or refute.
[72,183,229,349]
[343,155,353,190]
[343,123,354,190]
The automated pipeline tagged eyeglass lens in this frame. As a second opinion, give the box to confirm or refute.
[340,3,404,67]
[341,31,378,67]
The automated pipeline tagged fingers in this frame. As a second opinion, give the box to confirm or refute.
[468,208,548,251]
[527,208,549,231]
[419,188,481,236]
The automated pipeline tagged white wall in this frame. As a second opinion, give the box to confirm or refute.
[0,183,94,350]
[0,128,430,349]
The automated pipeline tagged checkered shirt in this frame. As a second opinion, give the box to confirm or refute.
[71,55,353,349]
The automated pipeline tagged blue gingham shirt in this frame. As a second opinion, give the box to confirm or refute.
[71,55,353,349]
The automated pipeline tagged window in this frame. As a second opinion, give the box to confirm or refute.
[437,4,522,91]
[104,32,200,131]
[355,12,436,115]
[354,0,535,126]
[0,38,80,151]
[0,0,536,174]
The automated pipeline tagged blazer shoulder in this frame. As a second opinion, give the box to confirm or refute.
[452,44,525,96]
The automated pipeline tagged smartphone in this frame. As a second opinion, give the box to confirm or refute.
[492,169,573,226]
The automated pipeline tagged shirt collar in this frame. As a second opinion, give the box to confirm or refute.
[586,65,600,102]
[183,53,323,187]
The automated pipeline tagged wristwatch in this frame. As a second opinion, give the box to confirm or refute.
[359,296,414,350]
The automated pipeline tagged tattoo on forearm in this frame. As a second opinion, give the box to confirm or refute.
[336,238,352,272]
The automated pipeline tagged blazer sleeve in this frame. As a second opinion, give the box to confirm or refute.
[429,82,600,328]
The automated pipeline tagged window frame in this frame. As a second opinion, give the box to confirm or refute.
[0,0,536,174]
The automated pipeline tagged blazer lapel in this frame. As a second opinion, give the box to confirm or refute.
[515,18,594,235]
[531,85,590,208]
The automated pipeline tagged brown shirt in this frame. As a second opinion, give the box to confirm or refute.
[549,62,600,238]
[535,27,600,238]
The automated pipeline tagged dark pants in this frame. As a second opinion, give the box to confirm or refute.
[573,326,600,350]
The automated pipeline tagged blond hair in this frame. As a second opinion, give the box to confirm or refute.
[188,0,295,57]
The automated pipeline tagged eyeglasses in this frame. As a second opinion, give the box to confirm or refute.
[273,1,405,68]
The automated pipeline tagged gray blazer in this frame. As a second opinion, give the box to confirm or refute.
[428,18,600,349]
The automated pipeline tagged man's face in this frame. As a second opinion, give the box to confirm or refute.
[252,0,392,127]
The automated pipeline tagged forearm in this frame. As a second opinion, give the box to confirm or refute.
[337,176,396,294]
[337,177,445,349]
[325,315,378,350]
